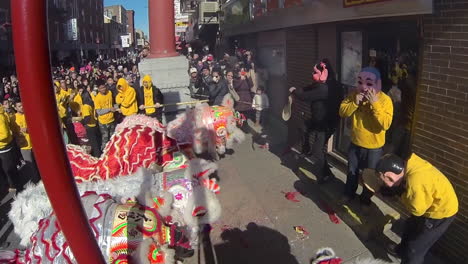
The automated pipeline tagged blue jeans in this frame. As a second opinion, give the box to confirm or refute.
[345,143,383,204]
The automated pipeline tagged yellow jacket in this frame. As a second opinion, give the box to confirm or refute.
[142,75,155,115]
[0,110,13,149]
[402,154,458,219]
[70,93,83,115]
[55,89,69,119]
[339,91,393,149]
[81,104,97,127]
[11,113,32,149]
[94,91,115,125]
[116,78,138,116]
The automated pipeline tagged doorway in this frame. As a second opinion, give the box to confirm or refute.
[335,20,421,157]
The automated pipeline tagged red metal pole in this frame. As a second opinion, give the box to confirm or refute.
[10,1,106,263]
[148,0,179,58]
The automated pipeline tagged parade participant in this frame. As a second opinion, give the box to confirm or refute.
[94,80,116,149]
[137,75,164,122]
[0,102,21,192]
[116,78,138,117]
[339,67,393,205]
[81,91,102,157]
[289,61,333,183]
[363,153,458,264]
[11,101,40,182]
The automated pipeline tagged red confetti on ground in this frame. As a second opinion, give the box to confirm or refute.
[259,143,269,150]
[293,226,309,236]
[319,200,340,224]
[282,191,301,202]
[317,258,343,264]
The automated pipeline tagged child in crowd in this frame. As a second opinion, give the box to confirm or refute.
[252,86,269,127]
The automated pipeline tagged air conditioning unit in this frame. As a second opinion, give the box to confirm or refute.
[199,1,219,25]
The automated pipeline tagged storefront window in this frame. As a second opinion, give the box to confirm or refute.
[336,31,363,155]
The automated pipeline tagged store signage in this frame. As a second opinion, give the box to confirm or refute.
[121,35,130,48]
[66,18,78,41]
[343,0,392,8]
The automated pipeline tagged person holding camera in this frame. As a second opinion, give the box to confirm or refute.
[233,69,254,118]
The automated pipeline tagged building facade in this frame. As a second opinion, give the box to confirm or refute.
[104,5,127,27]
[135,29,147,49]
[126,10,135,48]
[48,0,104,65]
[221,0,468,262]
[104,15,127,59]
[0,0,13,74]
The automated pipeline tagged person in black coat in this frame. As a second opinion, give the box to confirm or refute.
[289,60,338,183]
[208,70,228,106]
[137,75,164,123]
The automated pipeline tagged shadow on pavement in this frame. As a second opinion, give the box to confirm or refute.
[262,128,397,262]
[213,222,299,264]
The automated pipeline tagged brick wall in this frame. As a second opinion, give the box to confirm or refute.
[412,0,468,262]
[285,25,318,150]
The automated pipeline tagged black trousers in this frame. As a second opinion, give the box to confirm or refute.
[86,125,102,158]
[0,143,21,189]
[400,215,455,264]
[303,129,333,179]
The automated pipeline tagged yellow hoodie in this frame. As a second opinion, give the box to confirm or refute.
[142,75,156,115]
[0,108,13,149]
[402,154,458,219]
[55,89,69,119]
[339,91,393,149]
[12,112,32,150]
[116,78,138,116]
[69,93,83,115]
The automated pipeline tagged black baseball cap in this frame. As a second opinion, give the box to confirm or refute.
[362,154,405,193]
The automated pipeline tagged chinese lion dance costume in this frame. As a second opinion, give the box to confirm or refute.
[5,100,244,263]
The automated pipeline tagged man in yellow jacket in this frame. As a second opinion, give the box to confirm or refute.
[94,80,117,150]
[339,67,393,205]
[11,101,40,182]
[363,153,458,264]
[137,75,164,122]
[116,78,138,117]
[0,103,21,192]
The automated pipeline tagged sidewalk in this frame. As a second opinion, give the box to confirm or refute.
[214,119,443,264]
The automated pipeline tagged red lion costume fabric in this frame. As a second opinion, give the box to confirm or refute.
[67,115,184,183]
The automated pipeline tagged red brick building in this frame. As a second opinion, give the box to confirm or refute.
[48,0,104,65]
[221,0,468,262]
[0,0,13,73]
[126,10,135,48]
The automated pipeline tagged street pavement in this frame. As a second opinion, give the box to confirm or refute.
[191,120,444,264]
[0,120,445,264]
